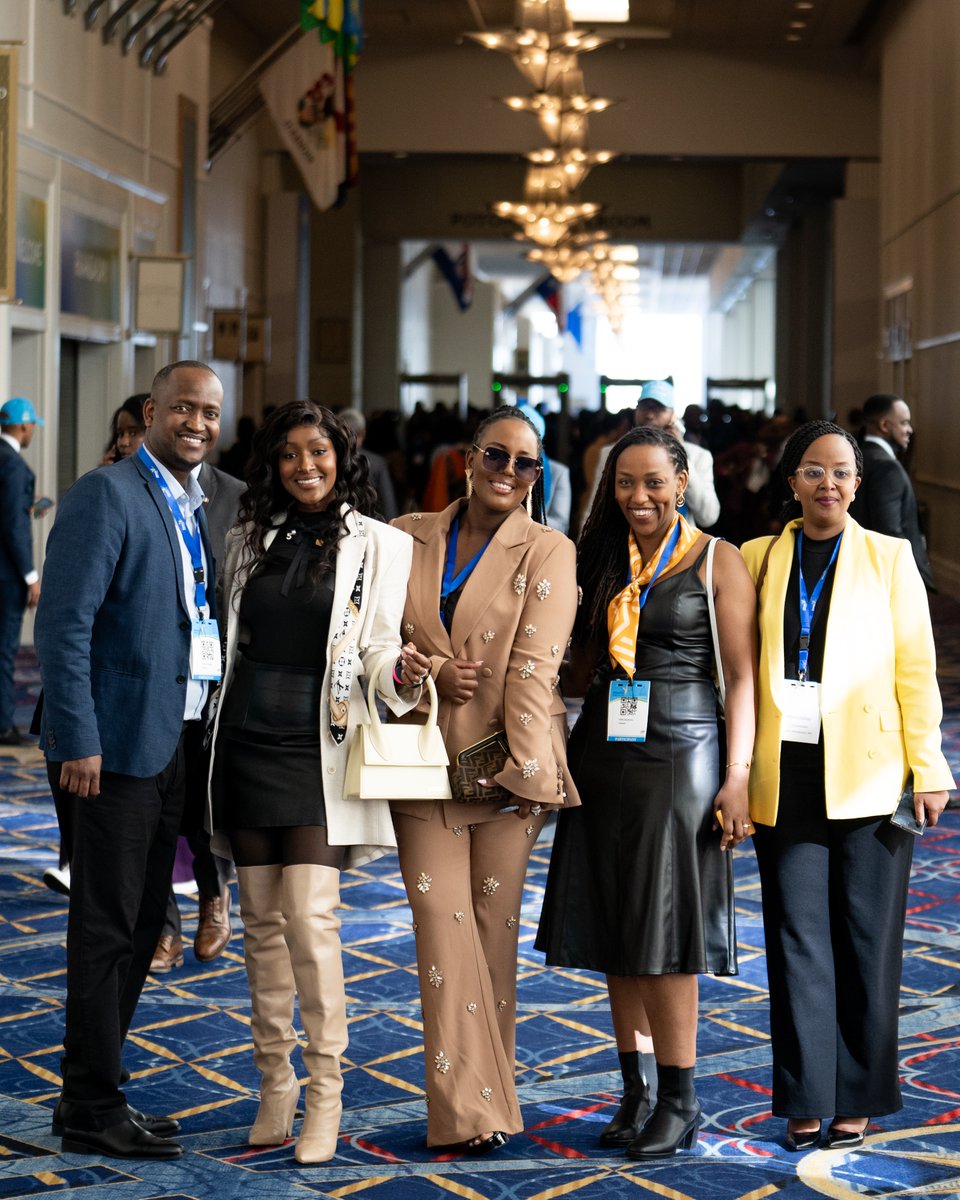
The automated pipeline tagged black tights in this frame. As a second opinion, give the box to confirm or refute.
[229,825,345,871]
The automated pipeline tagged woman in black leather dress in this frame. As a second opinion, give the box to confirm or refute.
[536,425,757,1159]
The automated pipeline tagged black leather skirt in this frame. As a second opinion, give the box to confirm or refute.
[536,672,737,976]
[210,657,328,830]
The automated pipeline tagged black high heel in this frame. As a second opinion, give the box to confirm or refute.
[600,1051,654,1146]
[465,1131,508,1155]
[785,1121,821,1151]
[626,1064,700,1160]
[826,1121,867,1149]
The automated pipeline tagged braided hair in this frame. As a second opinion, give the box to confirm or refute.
[575,426,688,644]
[239,401,379,577]
[471,405,548,524]
[778,419,863,522]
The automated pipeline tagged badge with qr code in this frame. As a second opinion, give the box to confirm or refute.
[607,678,651,742]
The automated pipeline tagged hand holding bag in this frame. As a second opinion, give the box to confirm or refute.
[344,675,451,802]
[451,730,511,805]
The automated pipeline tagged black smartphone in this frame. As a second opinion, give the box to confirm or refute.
[889,780,925,836]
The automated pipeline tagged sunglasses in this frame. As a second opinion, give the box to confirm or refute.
[473,444,542,484]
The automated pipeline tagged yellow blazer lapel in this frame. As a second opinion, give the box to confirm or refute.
[819,516,862,714]
[759,521,799,714]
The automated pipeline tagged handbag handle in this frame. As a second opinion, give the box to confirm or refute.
[365,671,441,758]
[705,536,726,712]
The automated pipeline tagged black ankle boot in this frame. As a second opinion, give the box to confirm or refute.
[626,1064,701,1159]
[600,1052,653,1146]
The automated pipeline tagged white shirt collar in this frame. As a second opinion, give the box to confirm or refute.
[140,446,205,511]
[0,432,21,454]
[864,433,896,459]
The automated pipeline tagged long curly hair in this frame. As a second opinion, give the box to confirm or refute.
[575,426,688,644]
[778,419,863,522]
[238,401,379,576]
[471,406,547,524]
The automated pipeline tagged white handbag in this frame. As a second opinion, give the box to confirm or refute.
[343,674,452,802]
[705,536,726,713]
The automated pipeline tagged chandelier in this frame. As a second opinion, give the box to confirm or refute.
[493,200,602,247]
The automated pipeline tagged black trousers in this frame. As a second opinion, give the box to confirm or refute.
[49,727,191,1129]
[753,755,915,1119]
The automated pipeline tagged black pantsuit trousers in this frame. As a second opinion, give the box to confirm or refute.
[752,755,915,1119]
[49,726,191,1129]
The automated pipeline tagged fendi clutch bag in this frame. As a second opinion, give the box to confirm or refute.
[451,730,511,804]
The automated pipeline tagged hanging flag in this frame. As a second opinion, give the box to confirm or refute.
[431,244,474,312]
[536,274,566,333]
[567,302,583,347]
[259,35,346,212]
[301,0,364,67]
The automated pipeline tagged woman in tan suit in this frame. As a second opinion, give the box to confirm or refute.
[392,406,579,1154]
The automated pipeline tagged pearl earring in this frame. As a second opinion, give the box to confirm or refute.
[793,492,800,501]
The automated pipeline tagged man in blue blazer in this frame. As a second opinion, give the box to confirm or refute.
[35,361,223,1159]
[0,397,44,744]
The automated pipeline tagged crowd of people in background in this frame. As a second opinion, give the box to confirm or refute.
[1,365,951,1166]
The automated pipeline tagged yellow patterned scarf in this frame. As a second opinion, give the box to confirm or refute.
[607,514,699,678]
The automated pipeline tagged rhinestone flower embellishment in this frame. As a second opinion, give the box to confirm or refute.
[412,513,423,521]
[466,1002,478,1015]
[454,911,465,924]
[403,623,415,638]
[506,915,518,929]
[417,872,432,893]
[428,965,443,989]
[519,712,532,726]
[482,876,500,896]
[522,758,540,779]
[481,629,496,643]
[536,579,551,600]
[513,573,527,596]
[434,1051,451,1074]
[481,1087,493,1101]
[452,825,464,838]
[519,660,536,679]
[524,623,537,638]
[497,999,508,1012]
[551,644,560,658]
[525,825,535,837]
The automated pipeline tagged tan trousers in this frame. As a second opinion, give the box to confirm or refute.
[394,805,548,1146]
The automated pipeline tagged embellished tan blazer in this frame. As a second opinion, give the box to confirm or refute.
[391,501,581,824]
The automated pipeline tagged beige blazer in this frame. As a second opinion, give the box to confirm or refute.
[207,506,420,867]
[742,517,955,825]
[391,501,581,825]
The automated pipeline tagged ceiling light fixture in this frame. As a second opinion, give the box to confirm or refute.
[565,0,630,22]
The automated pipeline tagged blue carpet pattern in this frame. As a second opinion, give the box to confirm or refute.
[2,613,960,1199]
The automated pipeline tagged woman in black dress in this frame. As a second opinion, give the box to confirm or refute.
[536,425,757,1158]
[208,402,429,1163]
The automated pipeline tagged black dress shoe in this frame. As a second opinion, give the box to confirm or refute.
[826,1123,867,1149]
[785,1123,821,1151]
[52,1102,180,1138]
[60,1117,182,1159]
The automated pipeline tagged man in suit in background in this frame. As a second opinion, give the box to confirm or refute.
[35,360,223,1159]
[855,393,935,590]
[0,398,44,746]
[150,459,245,972]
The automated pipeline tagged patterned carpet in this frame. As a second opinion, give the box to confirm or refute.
[1,608,960,1200]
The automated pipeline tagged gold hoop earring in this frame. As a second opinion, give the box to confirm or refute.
[465,469,473,498]
[524,488,533,515]
[676,491,685,507]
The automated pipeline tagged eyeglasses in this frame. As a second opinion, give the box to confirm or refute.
[473,445,542,484]
[794,466,856,484]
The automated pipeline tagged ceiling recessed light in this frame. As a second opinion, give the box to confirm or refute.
[789,20,807,28]
[786,33,802,41]
[795,1,814,8]
[565,1,630,21]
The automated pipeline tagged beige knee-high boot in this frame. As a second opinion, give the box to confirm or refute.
[236,865,301,1145]
[281,863,347,1165]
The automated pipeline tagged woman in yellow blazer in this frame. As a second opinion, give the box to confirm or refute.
[392,406,580,1154]
[741,420,954,1153]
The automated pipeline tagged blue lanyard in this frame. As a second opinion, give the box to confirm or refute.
[440,516,491,622]
[796,530,841,681]
[628,519,682,610]
[137,446,208,615]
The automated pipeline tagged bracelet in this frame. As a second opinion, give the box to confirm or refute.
[392,657,405,687]
[726,760,752,770]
